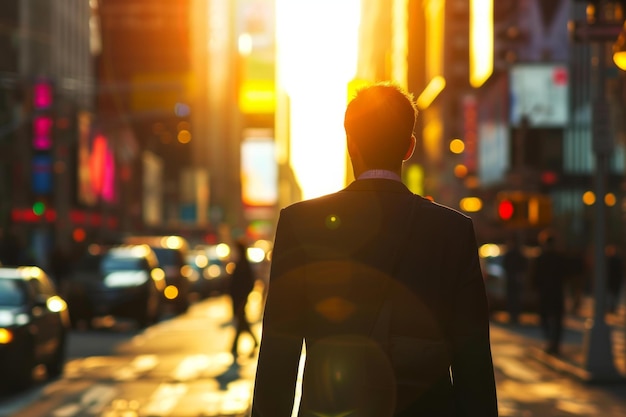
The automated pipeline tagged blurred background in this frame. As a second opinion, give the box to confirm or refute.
[0,0,623,273]
[2,1,626,414]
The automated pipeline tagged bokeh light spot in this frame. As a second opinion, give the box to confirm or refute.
[582,191,595,206]
[325,214,341,230]
[177,130,191,144]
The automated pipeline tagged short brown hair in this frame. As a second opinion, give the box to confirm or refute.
[344,82,417,170]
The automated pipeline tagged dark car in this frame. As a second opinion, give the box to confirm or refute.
[0,266,70,392]
[479,243,540,314]
[123,236,191,313]
[187,244,234,299]
[63,244,165,328]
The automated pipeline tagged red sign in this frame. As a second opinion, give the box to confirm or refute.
[462,95,478,173]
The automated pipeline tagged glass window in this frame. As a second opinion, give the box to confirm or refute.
[102,256,144,272]
[0,278,26,307]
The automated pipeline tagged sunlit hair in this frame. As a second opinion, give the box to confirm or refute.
[344,81,417,170]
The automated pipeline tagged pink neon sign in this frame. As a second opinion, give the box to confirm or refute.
[33,81,53,109]
[32,115,53,150]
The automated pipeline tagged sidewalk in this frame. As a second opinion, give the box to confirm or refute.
[490,296,626,384]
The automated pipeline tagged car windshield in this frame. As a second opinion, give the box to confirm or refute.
[0,278,26,307]
[101,257,144,272]
[152,248,183,266]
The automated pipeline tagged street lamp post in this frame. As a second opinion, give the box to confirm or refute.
[576,0,624,382]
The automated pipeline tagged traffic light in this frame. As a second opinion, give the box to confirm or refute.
[496,191,552,228]
[32,201,46,216]
[497,192,528,226]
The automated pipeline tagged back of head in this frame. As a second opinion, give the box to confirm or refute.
[344,82,417,170]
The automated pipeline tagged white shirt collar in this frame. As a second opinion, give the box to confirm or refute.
[357,169,402,182]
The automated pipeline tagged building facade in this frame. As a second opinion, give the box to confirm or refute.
[1,0,98,268]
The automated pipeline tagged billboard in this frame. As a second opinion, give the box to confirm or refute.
[509,64,568,128]
[237,0,276,114]
[241,131,277,207]
[77,112,116,205]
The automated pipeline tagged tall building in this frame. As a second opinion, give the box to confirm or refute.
[97,0,195,232]
[2,0,98,267]
[96,0,270,241]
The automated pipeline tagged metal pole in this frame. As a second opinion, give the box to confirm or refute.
[582,2,623,380]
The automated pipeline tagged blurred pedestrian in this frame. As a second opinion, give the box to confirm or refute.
[251,82,497,417]
[530,229,569,355]
[229,239,259,358]
[503,235,527,324]
[565,250,587,315]
[48,245,72,286]
[606,244,624,314]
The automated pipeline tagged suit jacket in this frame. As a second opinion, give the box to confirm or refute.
[251,179,498,417]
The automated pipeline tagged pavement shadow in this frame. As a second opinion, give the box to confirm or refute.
[215,360,242,390]
[491,311,626,384]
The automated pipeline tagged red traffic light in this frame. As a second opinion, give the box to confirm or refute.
[498,199,515,221]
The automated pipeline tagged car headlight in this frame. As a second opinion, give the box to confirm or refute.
[47,296,67,313]
[0,311,29,327]
[0,328,13,344]
[104,271,150,287]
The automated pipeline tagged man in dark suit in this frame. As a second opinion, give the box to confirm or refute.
[251,82,497,417]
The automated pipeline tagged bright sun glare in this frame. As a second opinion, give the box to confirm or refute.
[276,1,361,200]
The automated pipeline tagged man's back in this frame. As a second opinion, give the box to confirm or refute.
[252,179,497,417]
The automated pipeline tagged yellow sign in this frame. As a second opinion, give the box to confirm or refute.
[239,79,276,114]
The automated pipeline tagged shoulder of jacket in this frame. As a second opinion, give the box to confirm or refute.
[422,198,472,222]
[281,191,343,213]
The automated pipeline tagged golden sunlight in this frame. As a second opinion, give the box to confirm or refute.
[276,1,361,200]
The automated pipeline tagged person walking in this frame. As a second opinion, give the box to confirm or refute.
[503,235,528,324]
[229,239,259,358]
[530,229,569,355]
[606,244,624,314]
[251,82,497,417]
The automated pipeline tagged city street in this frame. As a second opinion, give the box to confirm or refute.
[1,289,625,417]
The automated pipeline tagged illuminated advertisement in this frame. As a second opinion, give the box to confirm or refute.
[31,155,53,194]
[32,115,53,150]
[236,0,276,114]
[142,151,163,226]
[509,64,569,128]
[241,132,277,207]
[31,79,54,195]
[478,122,509,186]
[77,112,116,205]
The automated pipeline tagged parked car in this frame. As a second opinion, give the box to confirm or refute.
[63,244,165,328]
[0,266,70,392]
[123,236,191,313]
[479,243,540,314]
[187,243,234,299]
